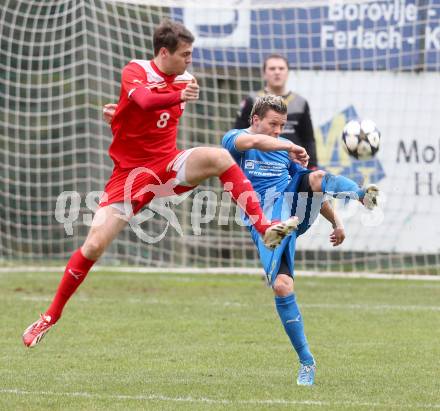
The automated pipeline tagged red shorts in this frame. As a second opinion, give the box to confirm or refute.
[99,150,196,215]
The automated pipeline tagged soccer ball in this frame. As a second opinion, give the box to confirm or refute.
[342,119,380,159]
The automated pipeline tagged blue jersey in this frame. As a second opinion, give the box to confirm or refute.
[222,128,307,210]
[222,128,313,281]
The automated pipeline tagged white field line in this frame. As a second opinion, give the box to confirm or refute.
[1,388,440,409]
[303,302,440,312]
[0,266,440,281]
[10,295,440,312]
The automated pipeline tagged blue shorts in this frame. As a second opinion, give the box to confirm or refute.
[250,169,322,285]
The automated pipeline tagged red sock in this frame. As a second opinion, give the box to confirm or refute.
[45,248,96,323]
[219,164,271,234]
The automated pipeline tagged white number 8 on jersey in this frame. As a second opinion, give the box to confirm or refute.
[157,112,170,128]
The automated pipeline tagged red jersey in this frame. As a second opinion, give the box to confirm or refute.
[109,59,194,169]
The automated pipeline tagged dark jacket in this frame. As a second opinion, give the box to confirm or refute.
[234,90,318,169]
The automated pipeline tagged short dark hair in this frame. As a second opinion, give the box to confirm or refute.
[250,95,287,124]
[153,20,195,56]
[262,54,290,71]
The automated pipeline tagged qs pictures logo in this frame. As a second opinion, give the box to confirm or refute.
[315,105,385,186]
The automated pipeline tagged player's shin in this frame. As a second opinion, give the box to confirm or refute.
[45,248,96,323]
[275,293,314,366]
[321,173,364,201]
[219,164,271,234]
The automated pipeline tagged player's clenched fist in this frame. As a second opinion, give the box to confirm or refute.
[103,103,117,124]
[181,79,199,102]
[330,226,345,247]
[288,144,309,168]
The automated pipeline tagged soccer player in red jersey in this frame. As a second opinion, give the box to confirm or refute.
[22,20,308,348]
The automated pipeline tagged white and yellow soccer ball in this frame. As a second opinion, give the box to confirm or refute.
[342,119,381,160]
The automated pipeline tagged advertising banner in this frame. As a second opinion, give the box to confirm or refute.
[289,71,440,253]
[179,0,440,71]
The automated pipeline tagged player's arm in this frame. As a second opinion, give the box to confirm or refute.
[234,133,309,167]
[320,200,345,247]
[121,62,199,112]
[101,80,199,124]
[131,79,199,111]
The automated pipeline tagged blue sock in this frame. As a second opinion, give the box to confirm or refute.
[321,173,365,200]
[275,294,314,365]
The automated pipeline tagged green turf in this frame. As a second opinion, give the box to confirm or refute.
[1,271,440,410]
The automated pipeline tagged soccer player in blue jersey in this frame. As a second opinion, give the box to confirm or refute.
[222,95,379,386]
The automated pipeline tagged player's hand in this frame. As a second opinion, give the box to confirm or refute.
[103,103,117,124]
[288,144,309,168]
[330,226,345,247]
[181,79,199,102]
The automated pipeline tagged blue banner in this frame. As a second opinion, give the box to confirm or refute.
[174,0,439,71]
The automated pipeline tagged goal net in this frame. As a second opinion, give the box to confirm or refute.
[1,0,439,273]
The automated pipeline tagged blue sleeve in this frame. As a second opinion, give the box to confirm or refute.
[288,161,308,177]
[221,129,245,163]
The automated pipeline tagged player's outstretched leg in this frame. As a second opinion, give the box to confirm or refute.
[22,206,127,348]
[273,274,316,386]
[309,171,379,209]
[184,147,299,249]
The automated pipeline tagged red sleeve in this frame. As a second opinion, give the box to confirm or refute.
[121,62,149,98]
[130,87,182,111]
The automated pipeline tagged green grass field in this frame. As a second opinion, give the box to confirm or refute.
[1,270,439,410]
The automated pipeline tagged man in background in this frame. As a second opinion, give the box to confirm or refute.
[234,54,318,169]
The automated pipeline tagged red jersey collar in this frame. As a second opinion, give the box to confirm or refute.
[151,60,177,83]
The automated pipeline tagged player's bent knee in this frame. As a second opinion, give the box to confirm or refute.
[81,237,106,260]
[273,275,294,296]
[212,148,234,171]
[309,170,326,192]
[216,148,233,161]
[273,283,292,296]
